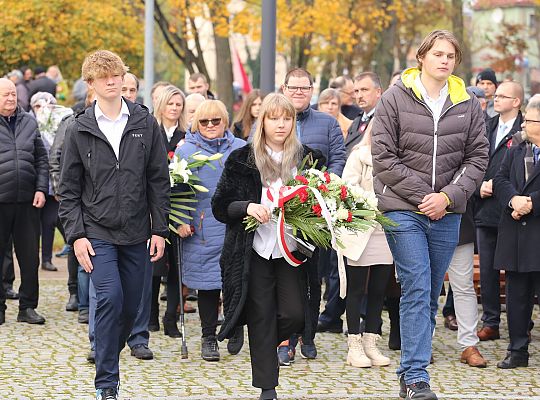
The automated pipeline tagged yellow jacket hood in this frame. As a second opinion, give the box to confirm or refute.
[400,67,470,105]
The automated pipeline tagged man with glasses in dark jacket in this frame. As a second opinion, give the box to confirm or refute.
[0,77,49,326]
[58,51,170,400]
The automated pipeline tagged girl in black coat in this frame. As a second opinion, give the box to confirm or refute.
[212,93,324,400]
[493,99,540,369]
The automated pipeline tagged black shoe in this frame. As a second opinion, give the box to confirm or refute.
[201,335,220,361]
[131,344,154,360]
[399,375,406,398]
[227,326,244,355]
[148,321,160,332]
[96,387,118,400]
[65,294,78,311]
[17,308,45,324]
[497,352,528,369]
[41,261,58,271]
[316,320,342,333]
[186,288,198,301]
[163,312,181,338]
[87,350,95,364]
[5,288,19,300]
[78,309,89,324]
[0,310,5,325]
[259,388,278,400]
[300,338,317,359]
[404,381,437,400]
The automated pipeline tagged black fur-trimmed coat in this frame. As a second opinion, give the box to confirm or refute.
[211,143,325,340]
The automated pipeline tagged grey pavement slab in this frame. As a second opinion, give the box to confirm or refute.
[1,259,539,399]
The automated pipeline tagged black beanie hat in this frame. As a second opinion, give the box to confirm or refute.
[476,68,498,87]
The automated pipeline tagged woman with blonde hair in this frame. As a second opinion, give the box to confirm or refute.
[175,99,246,361]
[150,85,189,338]
[341,119,394,368]
[318,88,352,139]
[212,93,324,400]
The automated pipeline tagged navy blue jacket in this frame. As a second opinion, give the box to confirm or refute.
[296,107,346,175]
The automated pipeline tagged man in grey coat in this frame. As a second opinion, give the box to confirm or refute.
[372,31,489,400]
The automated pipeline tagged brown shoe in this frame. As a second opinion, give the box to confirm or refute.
[444,315,458,331]
[477,326,500,341]
[460,346,487,368]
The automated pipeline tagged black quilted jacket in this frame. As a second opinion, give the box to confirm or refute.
[0,107,49,202]
[211,144,325,340]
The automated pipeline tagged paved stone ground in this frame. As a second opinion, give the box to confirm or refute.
[1,258,540,400]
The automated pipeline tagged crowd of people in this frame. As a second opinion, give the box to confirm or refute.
[1,28,540,400]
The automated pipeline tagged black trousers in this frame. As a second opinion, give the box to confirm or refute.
[56,218,78,295]
[2,237,15,290]
[302,250,321,343]
[477,226,501,328]
[346,264,392,334]
[40,195,59,263]
[246,251,306,389]
[505,271,540,356]
[198,289,220,337]
[0,202,41,312]
[442,285,455,318]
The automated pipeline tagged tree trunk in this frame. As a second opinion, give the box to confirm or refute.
[214,33,234,115]
[451,0,472,83]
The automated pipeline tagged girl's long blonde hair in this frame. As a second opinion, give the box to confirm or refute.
[154,85,187,132]
[251,93,303,185]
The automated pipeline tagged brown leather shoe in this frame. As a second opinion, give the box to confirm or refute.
[477,326,500,341]
[444,315,458,331]
[460,346,487,368]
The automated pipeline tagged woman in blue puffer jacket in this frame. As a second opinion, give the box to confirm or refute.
[175,99,245,362]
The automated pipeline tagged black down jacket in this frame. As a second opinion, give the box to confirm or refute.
[0,106,49,202]
[58,100,170,246]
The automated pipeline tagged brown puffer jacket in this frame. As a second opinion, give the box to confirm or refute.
[371,68,489,213]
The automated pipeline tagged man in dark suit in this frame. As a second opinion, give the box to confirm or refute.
[27,66,57,99]
[474,81,524,342]
[492,97,540,369]
[345,72,382,156]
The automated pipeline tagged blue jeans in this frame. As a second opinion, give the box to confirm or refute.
[385,212,460,385]
[78,265,90,310]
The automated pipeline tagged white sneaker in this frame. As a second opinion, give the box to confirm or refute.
[347,334,371,368]
[363,332,391,366]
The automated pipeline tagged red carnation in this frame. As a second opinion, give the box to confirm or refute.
[312,204,322,217]
[318,184,329,193]
[346,210,353,222]
[324,171,331,183]
[298,188,309,203]
[295,175,309,185]
[168,151,175,160]
[340,185,348,200]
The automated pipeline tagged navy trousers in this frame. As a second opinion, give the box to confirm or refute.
[89,239,147,390]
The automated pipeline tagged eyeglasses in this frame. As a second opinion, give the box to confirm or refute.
[494,94,515,100]
[524,119,540,125]
[199,118,222,127]
[284,85,312,93]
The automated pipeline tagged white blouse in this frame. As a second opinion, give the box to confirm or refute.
[252,148,297,260]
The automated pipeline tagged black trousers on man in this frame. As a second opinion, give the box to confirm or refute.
[505,271,540,357]
[477,226,501,328]
[2,237,15,291]
[246,251,306,389]
[0,202,41,312]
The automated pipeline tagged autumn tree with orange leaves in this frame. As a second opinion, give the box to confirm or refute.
[0,0,144,80]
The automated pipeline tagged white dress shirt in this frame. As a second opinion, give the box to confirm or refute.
[415,74,448,132]
[252,147,297,260]
[495,117,516,148]
[94,99,130,159]
[164,123,178,143]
